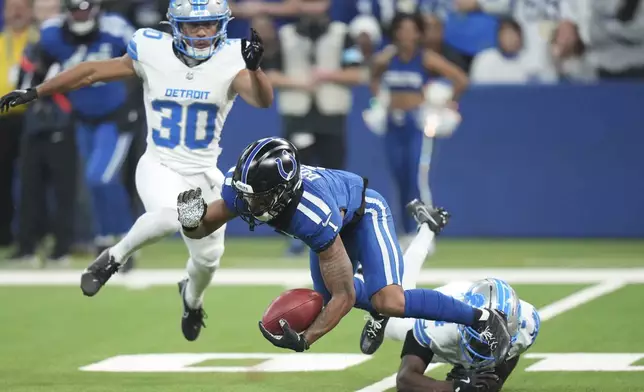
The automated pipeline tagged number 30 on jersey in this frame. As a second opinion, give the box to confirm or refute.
[151,100,219,150]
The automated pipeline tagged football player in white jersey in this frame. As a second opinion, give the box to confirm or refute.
[0,0,273,341]
[358,201,540,391]
[387,279,540,392]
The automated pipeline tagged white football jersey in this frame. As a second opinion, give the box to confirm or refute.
[412,281,540,368]
[128,28,246,175]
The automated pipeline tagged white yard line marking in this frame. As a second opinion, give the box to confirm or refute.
[537,280,626,321]
[0,268,643,286]
[354,280,628,392]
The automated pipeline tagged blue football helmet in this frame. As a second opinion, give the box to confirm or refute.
[167,0,232,60]
[457,278,521,368]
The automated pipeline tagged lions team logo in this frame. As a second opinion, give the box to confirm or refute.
[276,151,297,181]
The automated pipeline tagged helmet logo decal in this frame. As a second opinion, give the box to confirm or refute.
[276,151,297,181]
[464,292,485,308]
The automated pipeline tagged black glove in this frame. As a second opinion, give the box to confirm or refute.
[177,188,207,231]
[258,319,309,352]
[452,371,502,392]
[446,365,468,381]
[241,28,264,71]
[0,88,38,113]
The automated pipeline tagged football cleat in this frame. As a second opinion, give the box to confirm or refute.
[178,278,207,341]
[80,248,120,297]
[359,312,389,355]
[406,199,450,235]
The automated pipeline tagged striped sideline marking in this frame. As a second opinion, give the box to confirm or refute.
[0,268,643,287]
[354,280,628,392]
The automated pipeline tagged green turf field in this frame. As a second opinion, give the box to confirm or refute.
[1,238,644,392]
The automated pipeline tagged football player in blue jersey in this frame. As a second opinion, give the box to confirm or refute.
[10,0,138,264]
[174,136,511,358]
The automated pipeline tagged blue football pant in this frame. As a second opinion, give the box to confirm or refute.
[309,189,404,312]
[384,109,434,234]
[76,122,134,240]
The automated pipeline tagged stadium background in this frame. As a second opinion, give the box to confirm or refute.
[1,1,644,392]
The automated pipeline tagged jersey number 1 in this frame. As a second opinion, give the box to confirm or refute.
[151,100,219,149]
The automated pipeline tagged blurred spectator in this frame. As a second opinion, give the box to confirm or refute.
[34,0,60,23]
[418,0,499,73]
[422,13,467,72]
[228,0,329,38]
[454,0,561,79]
[470,18,558,84]
[553,0,644,80]
[101,0,165,29]
[348,14,382,63]
[262,3,364,255]
[0,0,37,247]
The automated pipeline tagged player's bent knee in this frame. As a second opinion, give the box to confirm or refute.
[371,284,405,317]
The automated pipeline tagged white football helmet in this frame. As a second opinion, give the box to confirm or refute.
[167,0,232,60]
[457,278,522,368]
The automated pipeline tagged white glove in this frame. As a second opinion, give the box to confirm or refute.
[177,188,207,230]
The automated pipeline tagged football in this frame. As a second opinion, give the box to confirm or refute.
[261,288,324,335]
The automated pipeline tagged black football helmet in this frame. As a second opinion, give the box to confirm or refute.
[232,137,302,230]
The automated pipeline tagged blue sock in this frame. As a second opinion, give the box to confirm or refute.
[404,288,476,326]
[352,277,376,313]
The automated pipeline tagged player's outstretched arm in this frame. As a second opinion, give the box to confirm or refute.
[36,54,136,98]
[177,189,236,239]
[302,236,356,345]
[0,54,137,113]
[232,28,274,108]
[423,51,469,100]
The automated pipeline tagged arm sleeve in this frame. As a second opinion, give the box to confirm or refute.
[299,195,343,253]
[401,329,435,367]
[221,168,240,213]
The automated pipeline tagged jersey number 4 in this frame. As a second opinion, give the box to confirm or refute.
[151,100,219,150]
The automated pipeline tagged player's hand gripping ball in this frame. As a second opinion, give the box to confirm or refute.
[177,188,207,230]
[241,28,264,71]
[258,288,324,352]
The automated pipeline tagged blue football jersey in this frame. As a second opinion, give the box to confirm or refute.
[38,13,134,117]
[222,165,366,252]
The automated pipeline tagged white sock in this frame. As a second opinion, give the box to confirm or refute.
[384,317,416,341]
[401,224,435,290]
[110,208,180,264]
[185,258,217,309]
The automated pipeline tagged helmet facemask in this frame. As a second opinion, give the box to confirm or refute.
[168,11,231,60]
